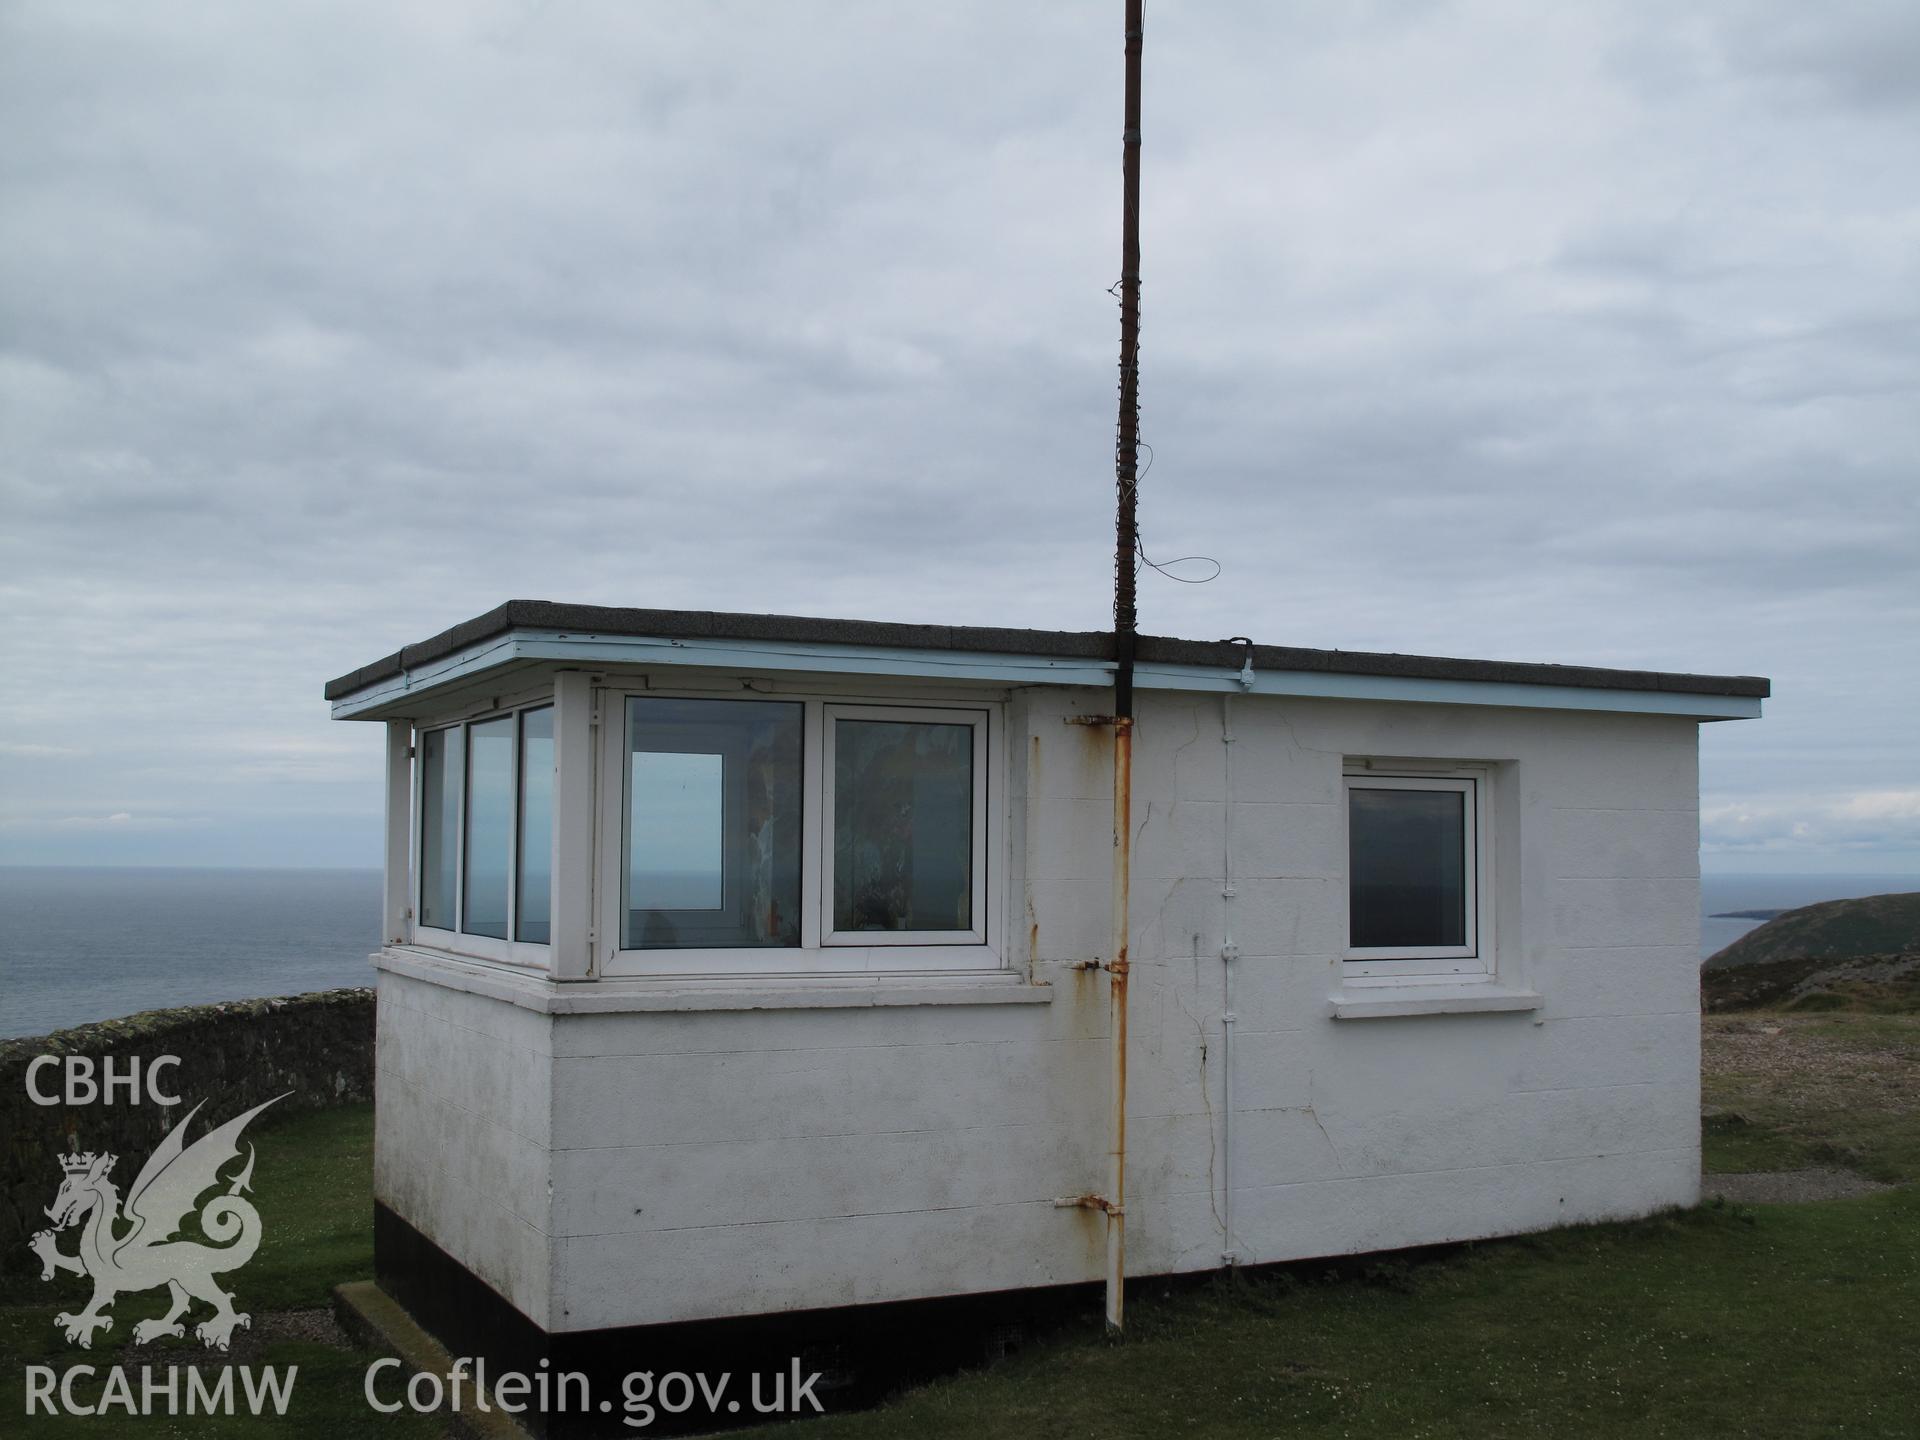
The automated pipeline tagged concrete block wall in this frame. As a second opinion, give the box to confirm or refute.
[543,1001,1105,1329]
[374,680,1704,1333]
[374,970,555,1325]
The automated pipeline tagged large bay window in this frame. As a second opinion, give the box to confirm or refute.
[409,687,1002,976]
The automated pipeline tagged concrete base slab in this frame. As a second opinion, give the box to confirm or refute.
[334,1279,533,1440]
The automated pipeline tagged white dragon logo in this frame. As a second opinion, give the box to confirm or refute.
[28,1094,287,1350]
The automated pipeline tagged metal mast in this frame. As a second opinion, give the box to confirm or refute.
[1105,0,1144,1335]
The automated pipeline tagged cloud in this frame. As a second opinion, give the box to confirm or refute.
[1703,790,1920,856]
[0,1,1915,868]
[1835,791,1920,824]
[1701,0,1920,113]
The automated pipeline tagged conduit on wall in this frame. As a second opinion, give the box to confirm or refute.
[1221,690,1240,1266]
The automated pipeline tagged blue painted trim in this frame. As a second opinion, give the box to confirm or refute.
[1132,663,1763,719]
[330,630,1762,721]
[328,631,1112,717]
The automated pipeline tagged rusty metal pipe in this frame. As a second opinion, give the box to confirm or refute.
[1105,715,1133,1332]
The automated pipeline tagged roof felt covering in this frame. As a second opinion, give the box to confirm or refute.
[323,600,1771,703]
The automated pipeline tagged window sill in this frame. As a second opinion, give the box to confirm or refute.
[602,942,1003,978]
[1329,983,1542,1021]
[374,946,1052,1016]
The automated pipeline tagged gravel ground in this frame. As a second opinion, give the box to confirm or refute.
[1702,1014,1916,1105]
[105,1305,353,1367]
[1701,1168,1894,1204]
[1700,1008,1916,1202]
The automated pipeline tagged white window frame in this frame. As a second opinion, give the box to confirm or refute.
[597,687,1004,978]
[821,703,990,949]
[1342,764,1492,978]
[410,699,555,969]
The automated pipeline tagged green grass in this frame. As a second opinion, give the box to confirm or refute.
[1700,1111,1816,1173]
[1,1103,439,1439]
[791,1193,1920,1440]
[0,1312,440,1440]
[234,1105,387,1313]
[1702,1012,1920,1184]
[6,1028,1916,1440]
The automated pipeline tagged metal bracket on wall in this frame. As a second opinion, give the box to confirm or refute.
[1053,1194,1125,1217]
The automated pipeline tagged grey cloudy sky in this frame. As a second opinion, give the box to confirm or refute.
[2,0,1915,874]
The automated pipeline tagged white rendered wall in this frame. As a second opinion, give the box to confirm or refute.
[544,998,1104,1329]
[374,969,555,1325]
[376,683,1704,1333]
[1069,688,1703,1280]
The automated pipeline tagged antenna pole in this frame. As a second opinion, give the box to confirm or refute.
[1114,0,1143,718]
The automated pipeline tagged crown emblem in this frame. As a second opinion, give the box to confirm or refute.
[59,1151,105,1175]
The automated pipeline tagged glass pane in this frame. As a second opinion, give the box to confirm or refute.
[632,752,725,909]
[1348,787,1467,949]
[624,698,803,949]
[833,719,973,933]
[515,707,554,944]
[463,716,514,939]
[418,727,461,930]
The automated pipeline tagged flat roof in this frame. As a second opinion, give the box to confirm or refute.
[324,599,1770,707]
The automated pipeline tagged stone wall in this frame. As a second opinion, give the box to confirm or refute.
[0,988,374,1278]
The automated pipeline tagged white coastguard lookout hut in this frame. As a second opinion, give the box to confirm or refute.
[326,600,1765,1421]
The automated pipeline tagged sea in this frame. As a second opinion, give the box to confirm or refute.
[1,866,1915,1041]
[0,867,381,1041]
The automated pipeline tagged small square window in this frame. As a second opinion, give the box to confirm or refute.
[1344,768,1488,975]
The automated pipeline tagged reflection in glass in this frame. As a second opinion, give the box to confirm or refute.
[833,719,973,933]
[463,716,514,939]
[419,726,461,930]
[516,707,554,944]
[624,698,802,949]
[1348,787,1467,949]
[631,752,725,909]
